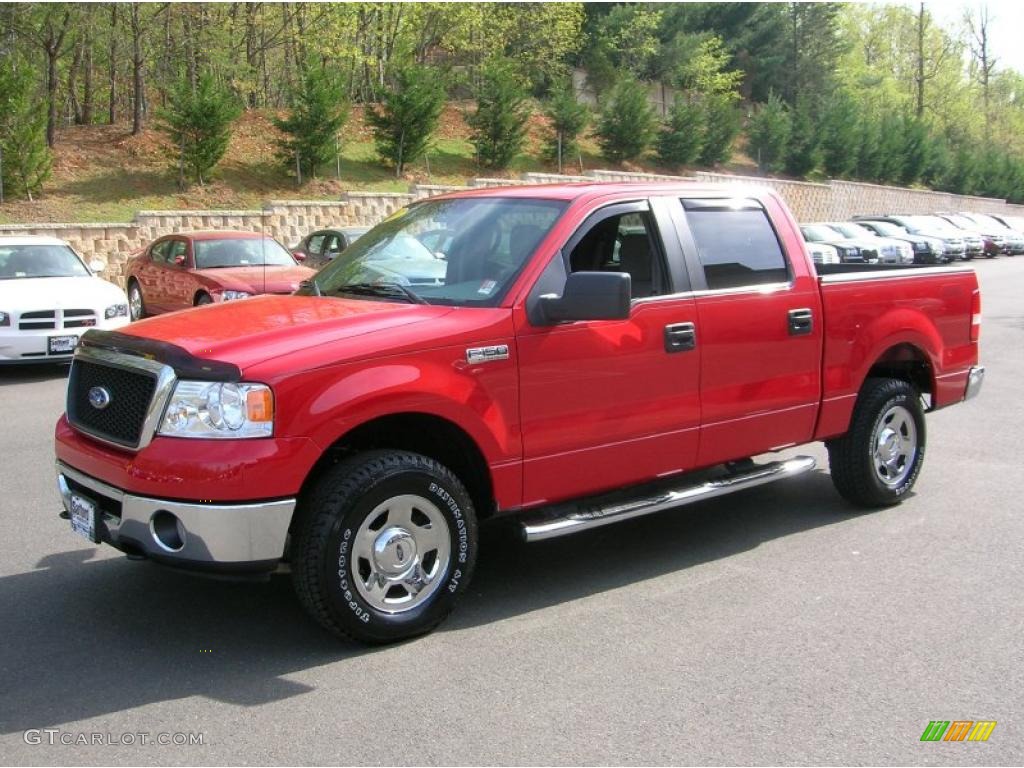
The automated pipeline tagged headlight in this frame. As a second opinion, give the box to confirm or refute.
[104,303,128,319]
[0,311,9,327]
[158,381,273,439]
[220,290,251,301]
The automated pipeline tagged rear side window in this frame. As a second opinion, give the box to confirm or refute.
[682,200,790,290]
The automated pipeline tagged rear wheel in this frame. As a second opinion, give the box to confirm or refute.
[827,378,926,508]
[291,450,478,644]
[127,281,146,321]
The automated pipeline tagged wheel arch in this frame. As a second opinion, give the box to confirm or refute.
[863,341,936,402]
[297,412,498,525]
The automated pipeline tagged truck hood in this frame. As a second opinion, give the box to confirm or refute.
[119,294,454,371]
[193,264,315,294]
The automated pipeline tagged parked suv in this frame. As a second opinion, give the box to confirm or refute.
[854,215,968,260]
[938,214,1004,257]
[854,220,948,264]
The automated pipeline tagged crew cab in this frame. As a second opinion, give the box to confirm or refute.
[53,184,984,644]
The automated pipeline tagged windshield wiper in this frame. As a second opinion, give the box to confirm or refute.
[333,282,428,305]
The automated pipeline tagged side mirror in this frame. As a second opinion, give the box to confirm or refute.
[173,254,187,267]
[88,258,106,274]
[292,251,306,262]
[537,271,631,324]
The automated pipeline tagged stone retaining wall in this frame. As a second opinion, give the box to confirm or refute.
[4,170,1024,287]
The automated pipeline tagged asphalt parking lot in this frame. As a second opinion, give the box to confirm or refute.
[1,259,1022,766]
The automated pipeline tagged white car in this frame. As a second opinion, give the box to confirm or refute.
[0,236,130,364]
[806,242,840,265]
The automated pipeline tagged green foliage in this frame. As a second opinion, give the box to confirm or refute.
[157,73,240,187]
[747,93,791,173]
[676,36,744,100]
[656,97,704,168]
[367,66,446,177]
[876,111,906,184]
[898,115,931,186]
[467,59,530,170]
[274,65,349,181]
[819,92,859,178]
[542,81,590,170]
[698,93,741,166]
[0,61,51,201]
[784,97,820,177]
[597,77,656,163]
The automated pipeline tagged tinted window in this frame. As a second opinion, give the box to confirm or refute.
[683,200,789,290]
[193,237,296,268]
[307,234,326,255]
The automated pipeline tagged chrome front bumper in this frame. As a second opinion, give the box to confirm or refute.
[56,462,295,571]
[964,366,985,401]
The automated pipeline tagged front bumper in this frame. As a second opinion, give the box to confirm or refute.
[1,318,128,363]
[56,461,294,573]
[964,366,985,401]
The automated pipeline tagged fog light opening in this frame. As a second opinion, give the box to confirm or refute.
[150,510,186,552]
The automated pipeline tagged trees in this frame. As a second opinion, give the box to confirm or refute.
[819,91,859,178]
[542,81,590,172]
[596,77,655,163]
[367,65,445,177]
[784,97,820,177]
[274,65,349,181]
[656,97,703,168]
[0,62,52,201]
[157,73,240,187]
[698,94,741,167]
[747,93,791,173]
[467,58,529,170]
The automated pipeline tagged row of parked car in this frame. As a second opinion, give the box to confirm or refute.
[0,206,1016,365]
[800,212,1024,266]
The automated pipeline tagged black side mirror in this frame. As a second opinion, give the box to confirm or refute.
[538,271,631,324]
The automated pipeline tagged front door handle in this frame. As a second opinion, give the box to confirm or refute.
[664,322,696,353]
[788,308,813,336]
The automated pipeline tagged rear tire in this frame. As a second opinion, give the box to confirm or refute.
[291,450,478,644]
[827,378,926,508]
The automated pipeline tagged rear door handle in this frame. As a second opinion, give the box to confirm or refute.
[664,322,696,353]
[788,308,813,336]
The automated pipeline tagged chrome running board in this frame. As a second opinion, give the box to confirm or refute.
[520,456,817,542]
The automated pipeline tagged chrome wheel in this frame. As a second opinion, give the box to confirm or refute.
[872,404,918,487]
[352,494,451,614]
[128,284,143,320]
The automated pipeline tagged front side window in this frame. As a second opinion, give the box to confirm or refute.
[684,200,790,290]
[0,244,90,279]
[193,237,297,269]
[301,197,567,306]
[567,209,666,298]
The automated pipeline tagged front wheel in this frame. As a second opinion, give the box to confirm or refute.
[128,281,146,321]
[827,378,926,508]
[291,451,478,644]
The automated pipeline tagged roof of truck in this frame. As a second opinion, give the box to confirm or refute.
[431,181,775,203]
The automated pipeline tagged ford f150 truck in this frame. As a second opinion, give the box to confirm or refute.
[53,184,984,643]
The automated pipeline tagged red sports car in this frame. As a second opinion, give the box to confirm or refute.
[126,231,316,320]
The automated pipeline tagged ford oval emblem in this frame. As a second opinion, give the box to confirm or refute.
[88,386,112,410]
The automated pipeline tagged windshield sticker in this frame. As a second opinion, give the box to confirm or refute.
[478,279,497,296]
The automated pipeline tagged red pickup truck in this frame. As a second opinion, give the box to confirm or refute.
[54,184,984,643]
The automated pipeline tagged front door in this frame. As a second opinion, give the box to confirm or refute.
[516,199,701,506]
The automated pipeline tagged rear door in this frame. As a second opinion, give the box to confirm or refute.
[670,196,823,465]
[516,197,702,506]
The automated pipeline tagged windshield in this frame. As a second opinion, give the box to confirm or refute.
[193,237,296,269]
[863,221,905,236]
[943,214,977,230]
[967,213,1009,231]
[300,197,567,306]
[909,215,959,233]
[0,244,90,280]
[801,225,843,241]
[829,223,874,239]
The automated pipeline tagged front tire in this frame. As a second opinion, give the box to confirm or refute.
[291,450,478,644]
[827,378,926,508]
[128,280,146,321]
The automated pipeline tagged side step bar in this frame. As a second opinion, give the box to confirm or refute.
[520,456,817,542]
